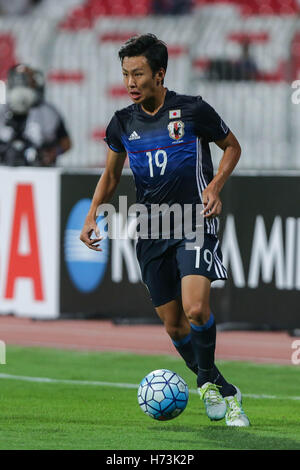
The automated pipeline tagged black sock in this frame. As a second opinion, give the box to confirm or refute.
[172,323,236,396]
[172,333,198,374]
[211,365,237,397]
[190,313,216,387]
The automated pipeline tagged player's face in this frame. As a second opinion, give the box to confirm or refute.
[122,56,164,104]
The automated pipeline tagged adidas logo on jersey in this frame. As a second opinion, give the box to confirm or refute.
[128,131,141,141]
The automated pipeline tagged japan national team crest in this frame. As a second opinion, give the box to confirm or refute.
[168,120,185,141]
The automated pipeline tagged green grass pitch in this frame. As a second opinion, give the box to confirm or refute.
[0,346,299,450]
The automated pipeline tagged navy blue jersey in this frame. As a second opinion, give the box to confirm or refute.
[105,90,230,236]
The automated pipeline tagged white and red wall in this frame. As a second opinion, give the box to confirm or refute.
[0,168,60,318]
[0,168,299,329]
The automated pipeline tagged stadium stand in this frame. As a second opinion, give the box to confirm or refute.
[195,0,299,16]
[0,0,299,168]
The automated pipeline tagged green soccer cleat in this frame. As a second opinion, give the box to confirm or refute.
[225,395,251,427]
[198,382,227,421]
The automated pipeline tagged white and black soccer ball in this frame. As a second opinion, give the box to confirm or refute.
[137,369,189,421]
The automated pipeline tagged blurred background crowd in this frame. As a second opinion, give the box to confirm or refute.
[0,0,299,169]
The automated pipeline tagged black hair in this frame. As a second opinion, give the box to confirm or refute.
[118,34,168,79]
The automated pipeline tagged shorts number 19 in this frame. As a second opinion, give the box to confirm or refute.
[195,247,213,271]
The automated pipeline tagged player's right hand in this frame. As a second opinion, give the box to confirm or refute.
[79,217,103,251]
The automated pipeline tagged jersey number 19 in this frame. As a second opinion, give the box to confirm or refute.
[146,150,167,177]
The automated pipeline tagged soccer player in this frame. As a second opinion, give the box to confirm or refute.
[80,34,250,427]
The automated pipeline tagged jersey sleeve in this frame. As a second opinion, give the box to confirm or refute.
[194,97,230,142]
[104,114,126,153]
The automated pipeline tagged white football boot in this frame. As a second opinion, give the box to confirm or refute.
[225,388,250,427]
[233,385,242,403]
[198,382,227,421]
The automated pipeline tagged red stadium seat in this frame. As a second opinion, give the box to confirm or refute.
[91,127,106,141]
[0,34,17,80]
[99,32,138,42]
[47,71,85,83]
[108,85,128,98]
[192,58,211,71]
[194,0,299,15]
[227,32,270,43]
[59,5,92,30]
[167,45,188,57]
[291,32,300,80]
[256,61,287,82]
[60,0,299,32]
[59,0,152,29]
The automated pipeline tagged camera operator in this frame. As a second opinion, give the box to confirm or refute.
[0,64,71,167]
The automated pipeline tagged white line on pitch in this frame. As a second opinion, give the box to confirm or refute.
[0,373,300,401]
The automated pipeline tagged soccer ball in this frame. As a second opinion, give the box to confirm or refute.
[137,369,189,421]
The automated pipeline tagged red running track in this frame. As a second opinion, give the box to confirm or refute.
[0,316,296,365]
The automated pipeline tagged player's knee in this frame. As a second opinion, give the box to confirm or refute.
[185,302,210,325]
[165,324,185,342]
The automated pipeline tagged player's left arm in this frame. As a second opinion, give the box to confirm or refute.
[202,131,241,218]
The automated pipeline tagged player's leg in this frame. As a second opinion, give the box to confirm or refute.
[156,297,234,391]
[136,239,197,373]
[136,239,199,374]
[181,274,227,420]
[177,235,242,394]
[181,275,218,387]
[181,275,236,393]
[155,298,197,374]
[179,260,250,425]
[138,236,235,395]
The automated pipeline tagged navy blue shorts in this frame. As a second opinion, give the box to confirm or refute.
[136,234,228,308]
